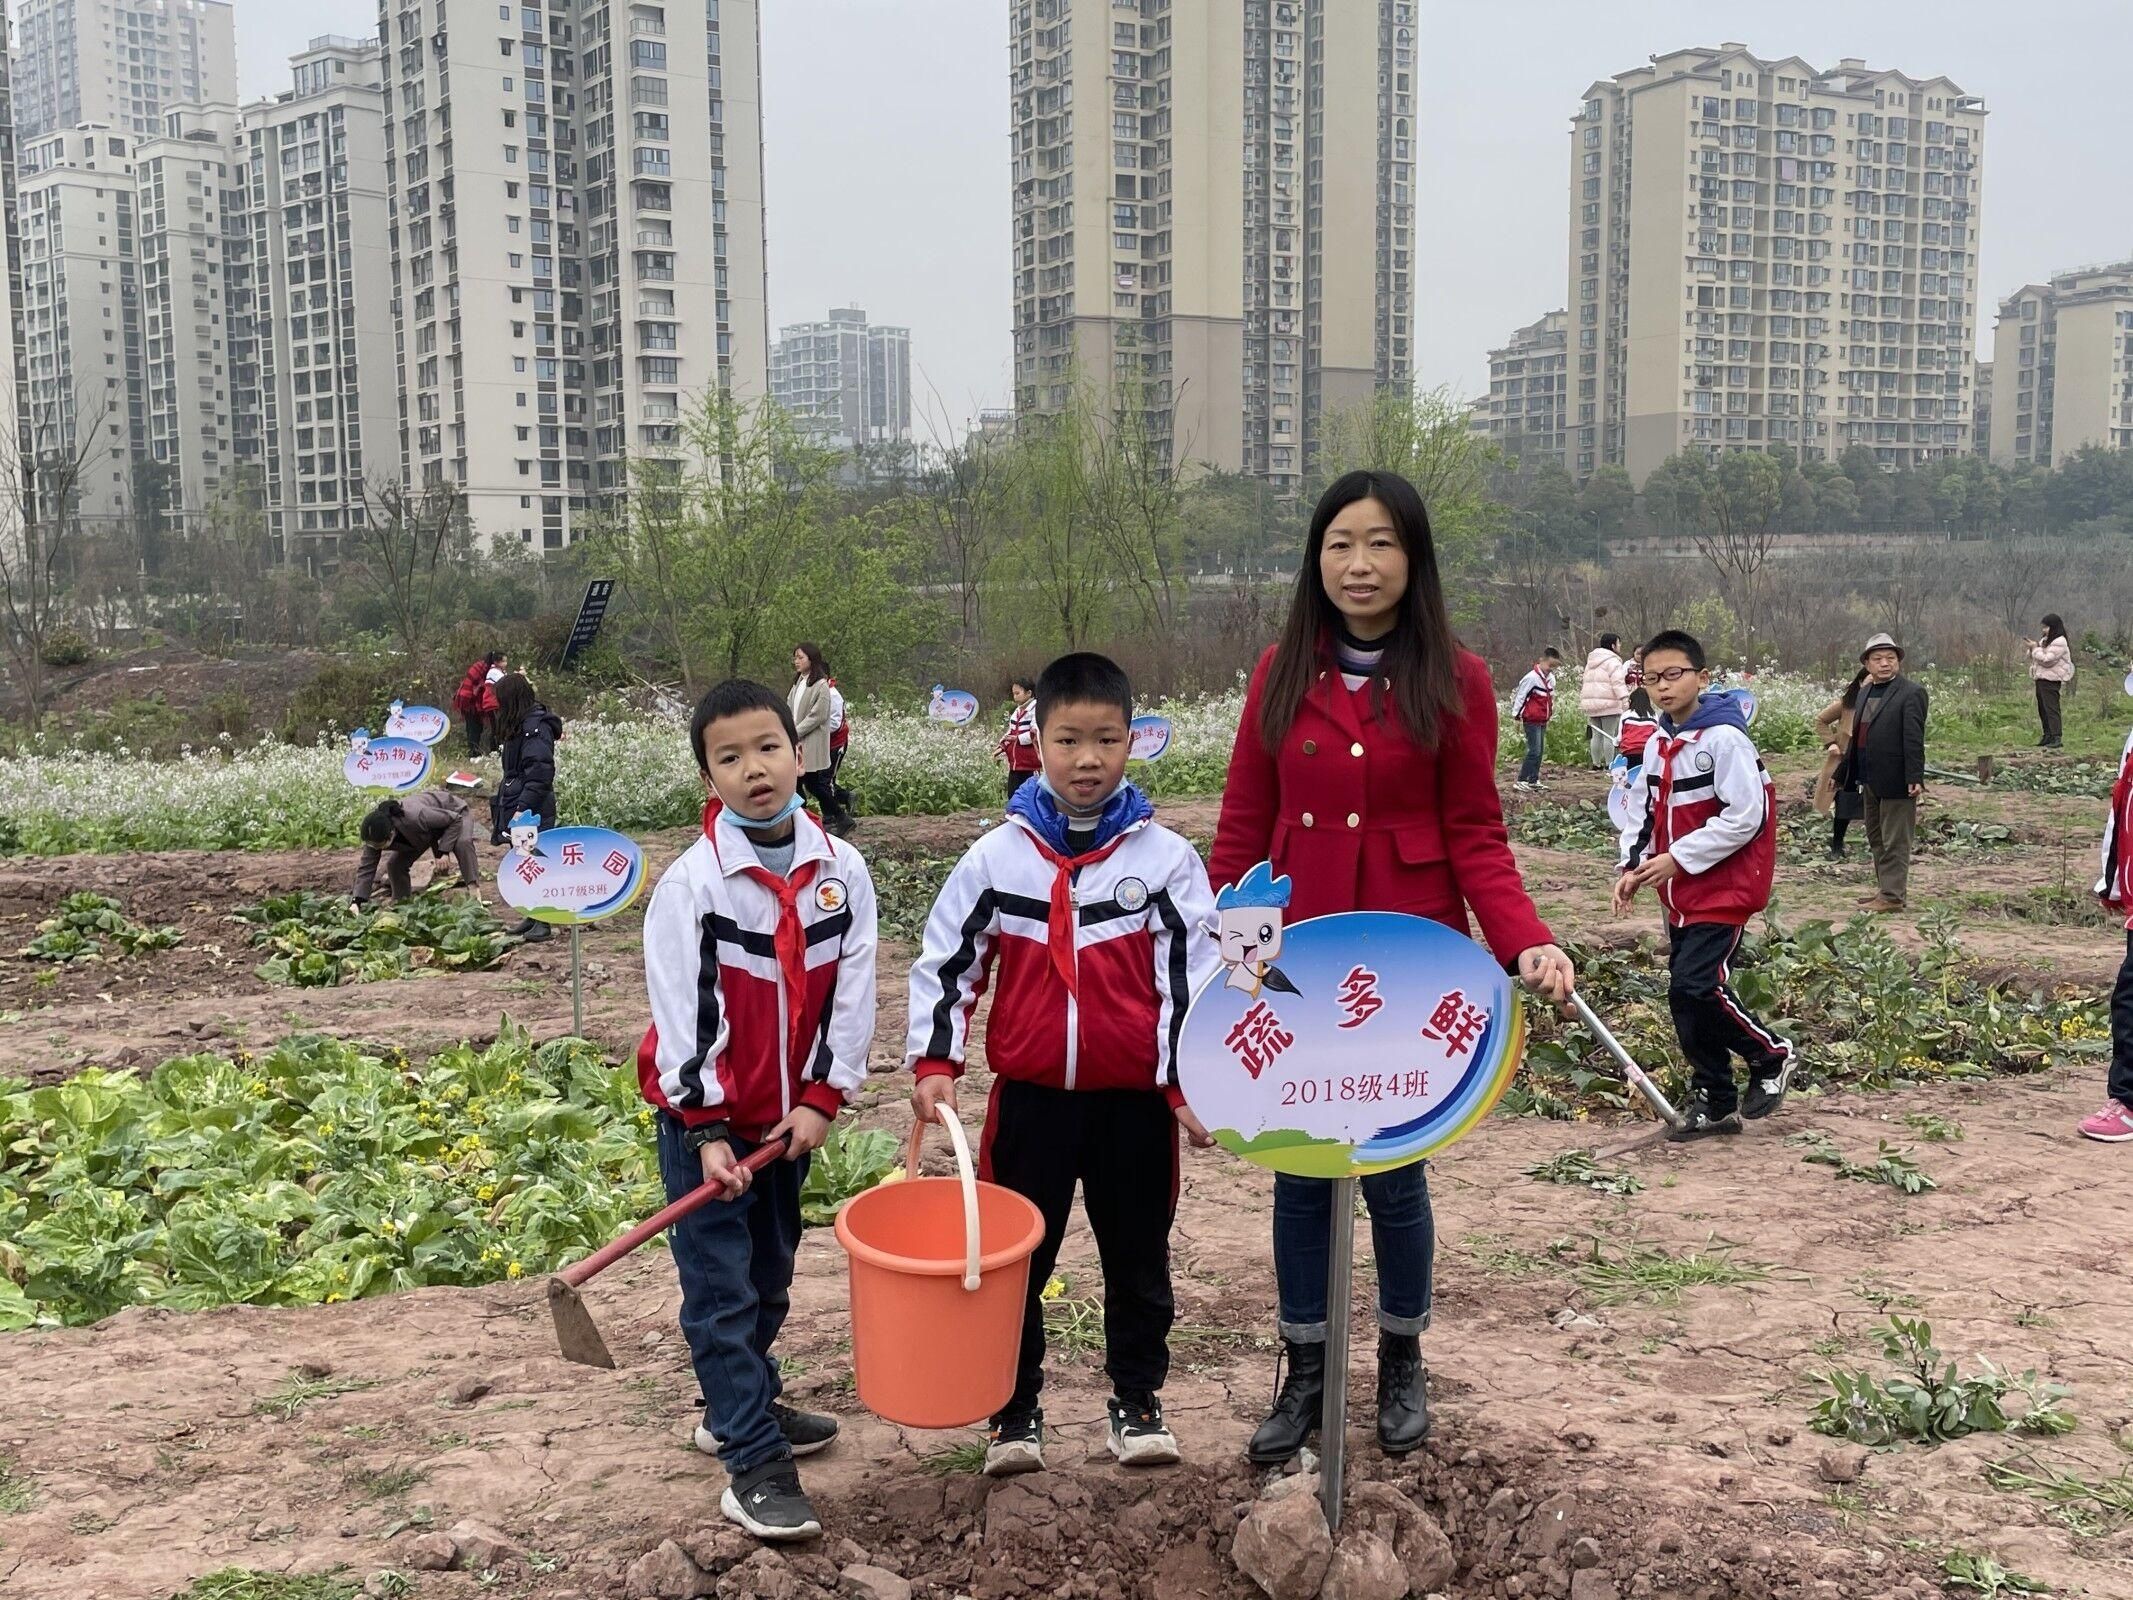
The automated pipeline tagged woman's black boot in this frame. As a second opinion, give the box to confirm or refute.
[1246,1339,1325,1465]
[1376,1330,1429,1454]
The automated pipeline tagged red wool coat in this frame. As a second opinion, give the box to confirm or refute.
[1209,645,1553,966]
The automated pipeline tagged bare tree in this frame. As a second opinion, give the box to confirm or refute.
[0,378,121,724]
[1087,374,1192,662]
[916,392,1017,666]
[353,475,469,666]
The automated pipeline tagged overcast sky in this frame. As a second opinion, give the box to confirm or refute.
[239,0,2130,435]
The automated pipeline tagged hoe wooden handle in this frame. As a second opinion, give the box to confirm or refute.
[559,1133,790,1289]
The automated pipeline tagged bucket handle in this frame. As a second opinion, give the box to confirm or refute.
[903,1107,983,1292]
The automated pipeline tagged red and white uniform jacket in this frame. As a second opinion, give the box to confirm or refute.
[2098,728,2133,930]
[997,700,1040,773]
[1509,668,1555,724]
[904,816,1220,1106]
[1616,720,1776,928]
[638,803,878,1133]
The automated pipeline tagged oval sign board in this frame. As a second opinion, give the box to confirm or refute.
[386,699,451,746]
[343,734,433,793]
[1607,756,1641,835]
[1129,715,1173,762]
[2123,667,2133,697]
[1177,901,1524,1178]
[497,824,647,925]
[927,686,979,726]
[1734,688,1759,726]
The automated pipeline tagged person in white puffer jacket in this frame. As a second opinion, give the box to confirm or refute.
[1578,633,1632,768]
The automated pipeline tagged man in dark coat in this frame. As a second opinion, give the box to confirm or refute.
[1847,632,1928,911]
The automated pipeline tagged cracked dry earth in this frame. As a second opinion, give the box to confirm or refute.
[4,784,2133,1598]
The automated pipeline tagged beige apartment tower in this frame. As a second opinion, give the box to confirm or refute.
[1470,310,1569,471]
[8,0,236,143]
[1571,45,1986,486]
[378,0,769,552]
[1011,0,1416,493]
[1989,262,2133,469]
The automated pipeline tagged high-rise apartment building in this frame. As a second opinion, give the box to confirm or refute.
[1469,310,1569,470]
[133,101,243,529]
[0,21,31,536]
[1009,0,1415,493]
[1989,262,2133,469]
[1571,45,1986,485]
[770,306,912,448]
[377,0,769,552]
[17,123,145,533]
[9,0,236,143]
[1971,358,1991,459]
[243,37,397,568]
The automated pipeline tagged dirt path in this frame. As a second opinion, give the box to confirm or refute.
[5,778,2133,1598]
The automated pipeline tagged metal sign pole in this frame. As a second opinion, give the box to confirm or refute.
[569,925,584,1037]
[1318,1175,1356,1536]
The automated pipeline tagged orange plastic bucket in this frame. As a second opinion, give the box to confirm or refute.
[834,1110,1045,1428]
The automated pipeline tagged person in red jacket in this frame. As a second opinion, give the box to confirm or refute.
[451,650,505,756]
[1612,629,1794,1142]
[2080,722,2133,1141]
[1208,469,1574,1466]
[995,673,1041,803]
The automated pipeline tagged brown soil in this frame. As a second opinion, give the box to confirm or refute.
[8,643,334,725]
[4,789,2132,1599]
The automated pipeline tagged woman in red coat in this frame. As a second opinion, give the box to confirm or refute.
[1209,468,1574,1464]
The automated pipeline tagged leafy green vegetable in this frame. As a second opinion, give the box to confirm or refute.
[21,892,180,961]
[235,888,513,987]
[1811,1317,2074,1447]
[1799,1135,1938,1194]
[799,1123,900,1226]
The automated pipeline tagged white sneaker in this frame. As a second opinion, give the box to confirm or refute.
[1106,1394,1180,1466]
[983,1411,1045,1476]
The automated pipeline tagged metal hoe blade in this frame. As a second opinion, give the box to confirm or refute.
[547,1275,617,1369]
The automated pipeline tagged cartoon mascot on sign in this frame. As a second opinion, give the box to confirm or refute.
[508,809,544,857]
[1215,861,1301,999]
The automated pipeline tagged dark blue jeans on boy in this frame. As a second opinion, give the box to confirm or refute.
[1272,1165,1432,1340]
[2113,931,2133,1107]
[654,1112,808,1476]
[1518,723,1545,785]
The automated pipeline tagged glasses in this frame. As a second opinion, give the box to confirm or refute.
[1647,666,1701,685]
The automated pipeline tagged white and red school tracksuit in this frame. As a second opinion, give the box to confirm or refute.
[2096,729,2133,1110]
[1617,713,1791,1118]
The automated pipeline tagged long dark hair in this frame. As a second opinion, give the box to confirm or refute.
[1840,666,1869,709]
[1259,470,1461,750]
[794,642,828,685]
[492,671,536,733]
[2039,614,2065,645]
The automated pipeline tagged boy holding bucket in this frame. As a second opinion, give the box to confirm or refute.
[906,652,1221,1476]
[638,680,879,1541]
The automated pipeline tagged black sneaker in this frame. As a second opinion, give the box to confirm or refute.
[695,1402,839,1460]
[1106,1392,1180,1467]
[983,1408,1045,1477]
[1741,1056,1797,1121]
[507,919,554,943]
[1667,1098,1744,1143]
[719,1457,821,1542]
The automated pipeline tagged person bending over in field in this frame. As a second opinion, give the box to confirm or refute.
[352,792,483,907]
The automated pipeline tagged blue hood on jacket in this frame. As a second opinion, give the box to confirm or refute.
[1660,689,1752,738]
[1006,775,1154,856]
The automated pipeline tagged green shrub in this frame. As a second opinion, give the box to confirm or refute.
[38,628,96,668]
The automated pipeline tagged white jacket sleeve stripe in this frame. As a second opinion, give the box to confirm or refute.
[1670,729,1768,876]
[2099,729,2133,898]
[1618,768,1655,871]
[645,866,730,1111]
[1148,843,1220,1090]
[906,850,1000,1067]
[814,856,877,1097]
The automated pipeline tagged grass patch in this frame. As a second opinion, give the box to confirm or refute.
[1903,1113,1965,1143]
[1985,1458,2133,1534]
[0,1455,34,1513]
[1459,1233,1562,1279]
[1813,1318,2074,1447]
[1797,1134,1937,1194]
[346,1464,429,1501]
[1525,1149,1642,1196]
[254,1373,379,1420]
[172,1573,358,1600]
[1941,1548,2051,1596]
[1574,1237,1769,1305]
[919,1440,990,1476]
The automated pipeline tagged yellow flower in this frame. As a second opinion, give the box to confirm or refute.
[380,1219,398,1235]
[325,1292,344,1303]
[1040,1275,1067,1301]
[505,1261,523,1280]
[477,1184,496,1202]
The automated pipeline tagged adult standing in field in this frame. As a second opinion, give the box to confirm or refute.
[1849,633,1928,913]
[1579,632,1632,768]
[1209,468,1575,1465]
[789,643,851,834]
[490,671,562,840]
[453,650,505,756]
[353,792,483,906]
[1813,668,1868,858]
[2026,614,2073,750]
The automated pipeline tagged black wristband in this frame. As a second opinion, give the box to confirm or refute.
[682,1120,733,1153]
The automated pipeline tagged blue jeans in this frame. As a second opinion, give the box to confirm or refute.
[1271,1164,1433,1341]
[655,1113,809,1475]
[1518,721,1546,784]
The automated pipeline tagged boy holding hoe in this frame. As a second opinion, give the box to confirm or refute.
[1614,630,1795,1141]
[906,652,1221,1476]
[638,680,880,1541]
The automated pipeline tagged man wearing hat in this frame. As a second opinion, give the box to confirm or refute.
[1847,633,1928,911]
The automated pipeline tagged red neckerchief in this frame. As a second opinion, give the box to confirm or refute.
[1016,823,1133,997]
[706,800,822,1073]
[1654,730,1686,850]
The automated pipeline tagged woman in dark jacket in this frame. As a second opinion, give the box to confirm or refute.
[1209,469,1574,1465]
[490,672,562,842]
